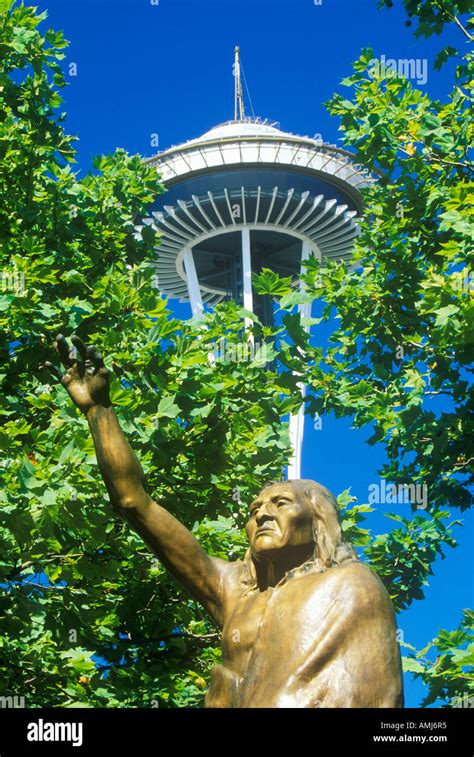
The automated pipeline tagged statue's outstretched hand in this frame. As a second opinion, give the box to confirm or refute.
[45,334,111,415]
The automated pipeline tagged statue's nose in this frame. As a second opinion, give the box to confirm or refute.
[255,503,274,525]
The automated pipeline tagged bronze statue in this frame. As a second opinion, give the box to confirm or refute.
[45,334,404,708]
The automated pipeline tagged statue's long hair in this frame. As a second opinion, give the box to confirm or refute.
[238,479,358,592]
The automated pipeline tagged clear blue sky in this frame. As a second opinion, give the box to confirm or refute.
[38,0,472,707]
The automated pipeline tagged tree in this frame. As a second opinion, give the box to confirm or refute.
[0,0,471,708]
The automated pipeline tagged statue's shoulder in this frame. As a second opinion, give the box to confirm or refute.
[330,558,379,581]
[312,559,392,609]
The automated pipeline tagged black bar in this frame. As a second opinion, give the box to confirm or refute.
[0,707,471,756]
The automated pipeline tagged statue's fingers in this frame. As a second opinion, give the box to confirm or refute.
[71,335,88,362]
[87,347,105,372]
[43,361,63,383]
[55,334,75,368]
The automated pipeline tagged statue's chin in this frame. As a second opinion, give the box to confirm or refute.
[251,540,316,565]
[251,538,284,559]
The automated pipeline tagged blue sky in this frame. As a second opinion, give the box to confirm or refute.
[37,0,473,707]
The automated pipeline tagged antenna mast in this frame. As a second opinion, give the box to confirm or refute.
[234,46,245,121]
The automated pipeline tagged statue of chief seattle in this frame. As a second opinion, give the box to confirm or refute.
[45,334,404,708]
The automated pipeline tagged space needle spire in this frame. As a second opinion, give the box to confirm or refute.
[234,46,245,121]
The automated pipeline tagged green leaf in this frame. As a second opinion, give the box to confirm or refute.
[157,395,180,418]
[253,269,292,297]
[402,658,426,674]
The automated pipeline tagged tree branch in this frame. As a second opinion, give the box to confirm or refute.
[433,0,473,41]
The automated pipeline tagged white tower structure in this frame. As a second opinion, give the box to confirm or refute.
[141,49,369,478]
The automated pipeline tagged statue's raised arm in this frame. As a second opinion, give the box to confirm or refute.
[45,334,228,627]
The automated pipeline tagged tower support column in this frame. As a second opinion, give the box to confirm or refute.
[287,240,313,480]
[241,227,254,328]
[183,247,204,320]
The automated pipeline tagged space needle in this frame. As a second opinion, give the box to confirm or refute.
[141,47,368,479]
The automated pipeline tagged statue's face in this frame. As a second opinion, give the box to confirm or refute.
[246,483,314,559]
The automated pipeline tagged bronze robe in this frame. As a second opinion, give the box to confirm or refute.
[205,560,404,708]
